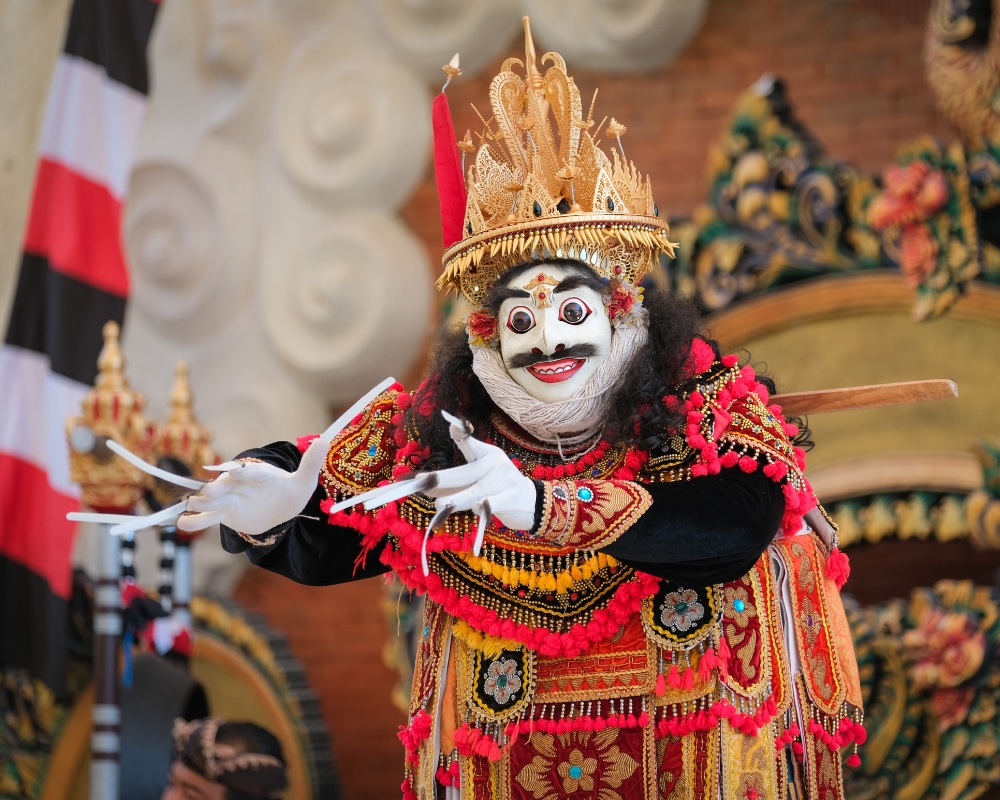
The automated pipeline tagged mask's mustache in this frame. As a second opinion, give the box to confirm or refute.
[506,343,600,370]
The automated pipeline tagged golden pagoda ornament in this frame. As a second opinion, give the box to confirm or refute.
[150,361,217,509]
[66,321,156,512]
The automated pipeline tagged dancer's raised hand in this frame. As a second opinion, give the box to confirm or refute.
[177,437,327,535]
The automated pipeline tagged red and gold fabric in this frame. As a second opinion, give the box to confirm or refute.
[508,727,653,800]
[774,535,847,717]
[532,479,652,549]
[720,568,772,701]
[720,719,779,800]
[319,387,404,500]
[533,615,655,703]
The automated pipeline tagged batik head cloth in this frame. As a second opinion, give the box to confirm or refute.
[172,717,288,799]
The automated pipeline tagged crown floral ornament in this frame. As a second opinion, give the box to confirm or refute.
[606,280,644,328]
[432,17,677,307]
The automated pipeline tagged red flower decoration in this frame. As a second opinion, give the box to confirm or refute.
[466,309,498,345]
[869,161,949,230]
[869,160,949,287]
[606,281,641,323]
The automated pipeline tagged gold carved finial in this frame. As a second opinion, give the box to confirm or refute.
[523,16,543,90]
[157,360,216,482]
[442,53,461,92]
[96,320,125,390]
[67,320,155,511]
[606,117,628,159]
[168,361,194,424]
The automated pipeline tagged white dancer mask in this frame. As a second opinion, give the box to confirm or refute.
[496,264,612,404]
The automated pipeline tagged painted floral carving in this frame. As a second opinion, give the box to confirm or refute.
[483,657,522,705]
[869,160,950,288]
[660,588,705,632]
[904,606,986,691]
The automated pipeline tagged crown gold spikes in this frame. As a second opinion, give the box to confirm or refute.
[437,16,676,306]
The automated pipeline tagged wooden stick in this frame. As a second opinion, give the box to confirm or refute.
[770,379,957,416]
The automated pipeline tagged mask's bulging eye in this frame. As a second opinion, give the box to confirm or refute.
[559,298,592,325]
[507,306,536,334]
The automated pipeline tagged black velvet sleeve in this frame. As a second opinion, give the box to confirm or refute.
[219,441,391,586]
[602,467,784,585]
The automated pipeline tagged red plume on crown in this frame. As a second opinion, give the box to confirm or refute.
[433,54,468,249]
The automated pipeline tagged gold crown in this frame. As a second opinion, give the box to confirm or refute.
[438,17,676,306]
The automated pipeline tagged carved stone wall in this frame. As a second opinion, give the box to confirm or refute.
[121,0,434,457]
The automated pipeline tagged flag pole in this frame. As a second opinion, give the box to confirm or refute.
[90,523,122,799]
[66,321,155,800]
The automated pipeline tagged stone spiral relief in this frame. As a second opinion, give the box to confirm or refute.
[139,0,265,154]
[124,146,253,339]
[258,212,433,400]
[273,25,431,209]
[365,0,522,83]
[366,0,709,80]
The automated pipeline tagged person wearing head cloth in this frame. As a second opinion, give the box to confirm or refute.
[178,17,863,799]
[162,718,288,800]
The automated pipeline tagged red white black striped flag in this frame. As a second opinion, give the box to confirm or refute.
[0,0,159,693]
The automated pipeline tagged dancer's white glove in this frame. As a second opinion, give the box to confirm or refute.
[177,438,327,536]
[426,434,537,532]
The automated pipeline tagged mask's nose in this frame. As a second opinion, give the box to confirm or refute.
[533,317,568,355]
[532,342,566,356]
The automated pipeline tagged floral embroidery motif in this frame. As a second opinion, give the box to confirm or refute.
[483,658,522,705]
[643,584,722,649]
[557,749,597,793]
[513,730,640,800]
[661,589,705,632]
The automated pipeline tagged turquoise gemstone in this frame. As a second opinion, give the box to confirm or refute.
[368,445,377,457]
[577,487,594,502]
[423,626,430,636]
[733,599,745,613]
[569,765,583,779]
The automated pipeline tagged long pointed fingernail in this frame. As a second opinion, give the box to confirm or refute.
[473,499,492,556]
[441,410,473,438]
[429,503,455,531]
[203,461,242,472]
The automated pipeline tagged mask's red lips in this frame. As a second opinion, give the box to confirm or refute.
[525,358,585,383]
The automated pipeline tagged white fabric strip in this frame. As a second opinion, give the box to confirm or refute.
[37,54,147,200]
[0,345,85,498]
